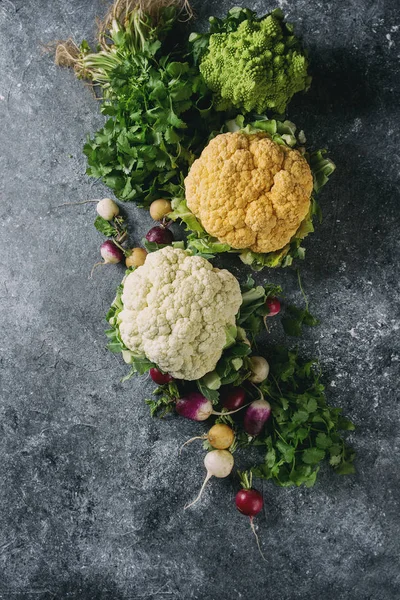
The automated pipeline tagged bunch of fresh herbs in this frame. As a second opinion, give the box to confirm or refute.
[249,347,355,486]
[75,6,223,206]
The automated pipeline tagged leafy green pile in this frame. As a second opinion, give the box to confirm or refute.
[105,260,354,486]
[143,346,355,486]
[76,6,222,205]
[190,7,310,114]
[169,117,336,270]
[251,348,355,486]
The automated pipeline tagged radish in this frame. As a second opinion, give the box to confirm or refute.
[265,297,281,317]
[90,240,123,277]
[208,424,234,449]
[96,198,119,221]
[100,240,123,263]
[176,393,213,421]
[180,423,235,453]
[236,471,267,561]
[150,199,172,221]
[248,356,270,383]
[244,397,271,436]
[221,386,246,410]
[175,392,248,422]
[185,449,234,509]
[146,226,174,245]
[236,488,264,517]
[149,368,173,385]
[125,247,147,268]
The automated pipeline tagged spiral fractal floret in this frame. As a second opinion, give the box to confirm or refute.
[200,13,309,114]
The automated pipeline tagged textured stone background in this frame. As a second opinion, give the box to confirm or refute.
[0,0,399,598]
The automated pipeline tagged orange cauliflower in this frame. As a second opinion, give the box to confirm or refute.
[185,132,313,254]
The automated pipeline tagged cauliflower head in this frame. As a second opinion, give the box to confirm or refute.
[185,132,313,254]
[199,13,309,114]
[118,246,242,380]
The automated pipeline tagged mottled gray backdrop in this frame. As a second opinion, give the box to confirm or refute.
[0,0,399,598]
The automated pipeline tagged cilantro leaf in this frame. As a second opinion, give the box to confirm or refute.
[94,216,116,237]
[302,447,326,464]
[196,380,219,404]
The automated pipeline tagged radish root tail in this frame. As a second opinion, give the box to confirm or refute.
[263,316,270,333]
[54,39,80,67]
[184,472,212,510]
[90,262,105,278]
[212,403,251,416]
[250,517,268,563]
[54,200,101,208]
[179,435,207,455]
[249,382,265,402]
[98,0,193,43]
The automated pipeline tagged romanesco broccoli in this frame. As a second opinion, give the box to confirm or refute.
[196,8,310,114]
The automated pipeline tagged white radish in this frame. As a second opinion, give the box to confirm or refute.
[96,198,119,220]
[249,356,270,383]
[185,450,234,509]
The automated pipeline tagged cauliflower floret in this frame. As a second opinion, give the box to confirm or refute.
[118,247,242,380]
[185,132,313,253]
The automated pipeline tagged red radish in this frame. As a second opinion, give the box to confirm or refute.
[244,398,271,436]
[176,392,249,422]
[149,368,173,385]
[146,226,174,245]
[236,488,264,517]
[221,386,246,410]
[236,471,267,561]
[265,297,281,317]
[90,240,124,277]
[180,423,235,453]
[185,449,234,509]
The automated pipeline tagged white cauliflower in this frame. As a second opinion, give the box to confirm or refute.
[117,246,242,380]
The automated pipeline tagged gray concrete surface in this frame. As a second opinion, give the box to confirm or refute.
[0,0,399,598]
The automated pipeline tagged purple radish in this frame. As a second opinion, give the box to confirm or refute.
[221,386,246,410]
[146,226,174,245]
[175,392,248,422]
[244,398,271,436]
[91,240,124,277]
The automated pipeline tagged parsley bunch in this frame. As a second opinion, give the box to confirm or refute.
[251,347,355,487]
[78,6,221,205]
